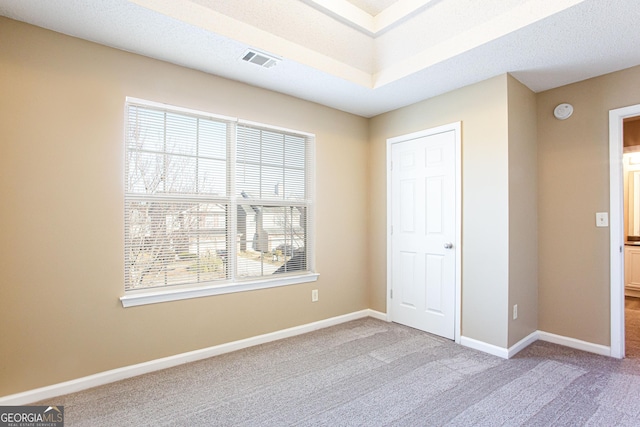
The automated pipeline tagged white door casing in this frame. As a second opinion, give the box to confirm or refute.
[610,104,640,359]
[387,122,461,341]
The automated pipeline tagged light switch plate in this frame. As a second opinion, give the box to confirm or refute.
[596,212,609,227]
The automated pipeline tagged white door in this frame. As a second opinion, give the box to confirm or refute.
[389,127,457,339]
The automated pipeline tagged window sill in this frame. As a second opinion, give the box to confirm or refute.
[120,273,320,308]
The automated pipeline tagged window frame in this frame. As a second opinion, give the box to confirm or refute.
[120,98,317,308]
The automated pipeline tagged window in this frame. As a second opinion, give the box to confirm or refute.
[123,98,315,306]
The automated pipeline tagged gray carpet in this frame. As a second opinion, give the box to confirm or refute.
[40,318,640,426]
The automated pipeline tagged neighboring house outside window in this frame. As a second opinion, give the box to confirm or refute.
[122,98,316,307]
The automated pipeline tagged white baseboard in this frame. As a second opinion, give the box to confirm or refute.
[538,330,611,357]
[367,309,388,321]
[507,331,539,358]
[461,332,538,360]
[460,336,509,359]
[0,309,378,405]
[2,313,612,405]
[462,330,611,360]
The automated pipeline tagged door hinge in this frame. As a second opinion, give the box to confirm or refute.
[390,161,393,171]
[391,225,393,235]
[390,289,393,299]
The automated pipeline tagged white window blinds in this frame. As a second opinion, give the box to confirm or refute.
[235,124,313,278]
[124,99,314,292]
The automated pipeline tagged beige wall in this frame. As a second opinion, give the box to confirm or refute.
[369,75,511,348]
[537,65,640,345]
[507,76,538,347]
[0,18,369,396]
[5,13,640,399]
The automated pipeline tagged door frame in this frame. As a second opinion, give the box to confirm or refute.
[386,121,462,343]
[610,104,640,359]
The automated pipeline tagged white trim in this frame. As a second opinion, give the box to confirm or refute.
[0,309,376,405]
[453,122,462,344]
[123,99,317,306]
[460,336,509,359]
[386,135,393,326]
[305,0,373,34]
[386,122,462,343]
[125,96,237,122]
[237,119,315,138]
[2,319,617,405]
[507,331,538,358]
[228,120,238,283]
[538,331,611,357]
[304,0,434,36]
[125,97,314,139]
[462,330,611,359]
[374,0,436,34]
[307,134,317,273]
[367,309,389,321]
[120,273,319,307]
[609,104,640,359]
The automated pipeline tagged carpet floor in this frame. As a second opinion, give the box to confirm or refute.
[40,318,640,426]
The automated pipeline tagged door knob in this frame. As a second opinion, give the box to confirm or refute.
[444,242,453,249]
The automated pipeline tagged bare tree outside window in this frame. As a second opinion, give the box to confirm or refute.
[124,99,313,292]
[125,106,228,290]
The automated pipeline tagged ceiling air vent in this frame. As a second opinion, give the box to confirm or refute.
[241,49,281,69]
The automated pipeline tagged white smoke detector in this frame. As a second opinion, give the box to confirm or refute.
[554,103,574,120]
[241,49,281,69]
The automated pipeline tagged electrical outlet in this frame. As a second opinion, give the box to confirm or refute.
[311,289,318,302]
[513,304,518,320]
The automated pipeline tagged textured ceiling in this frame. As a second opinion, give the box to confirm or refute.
[1,0,639,117]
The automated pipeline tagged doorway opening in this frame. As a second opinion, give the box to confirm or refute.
[621,115,640,358]
[609,104,640,359]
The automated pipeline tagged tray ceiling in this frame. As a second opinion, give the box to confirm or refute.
[1,0,639,117]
